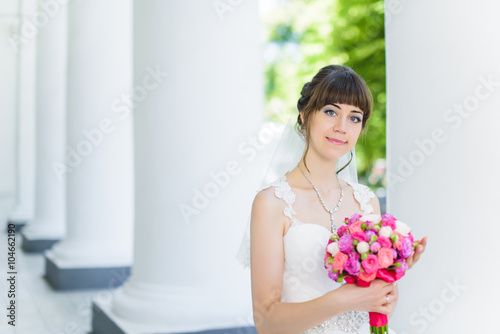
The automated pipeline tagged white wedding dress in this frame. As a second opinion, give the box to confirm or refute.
[261,172,397,334]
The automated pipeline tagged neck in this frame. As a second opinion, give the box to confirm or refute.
[298,153,340,193]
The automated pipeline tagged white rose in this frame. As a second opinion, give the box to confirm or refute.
[360,214,382,224]
[395,220,411,237]
[379,226,393,238]
[356,241,370,254]
[327,242,340,256]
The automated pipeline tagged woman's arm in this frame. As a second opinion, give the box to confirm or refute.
[251,189,395,334]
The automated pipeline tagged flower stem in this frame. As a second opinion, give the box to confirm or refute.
[370,325,388,334]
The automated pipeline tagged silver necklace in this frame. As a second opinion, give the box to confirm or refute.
[297,162,343,233]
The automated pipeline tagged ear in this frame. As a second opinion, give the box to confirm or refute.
[299,111,304,123]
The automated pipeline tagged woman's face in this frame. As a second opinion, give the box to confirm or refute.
[301,103,364,161]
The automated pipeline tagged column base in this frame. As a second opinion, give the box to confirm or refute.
[44,255,130,290]
[21,233,59,252]
[92,301,257,334]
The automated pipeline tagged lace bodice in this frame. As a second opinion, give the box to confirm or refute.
[260,173,392,334]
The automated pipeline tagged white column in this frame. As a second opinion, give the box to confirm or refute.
[21,0,68,251]
[0,3,20,226]
[44,0,133,289]
[93,1,266,333]
[8,0,37,226]
[386,0,500,332]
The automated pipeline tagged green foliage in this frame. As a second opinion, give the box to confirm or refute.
[262,0,386,179]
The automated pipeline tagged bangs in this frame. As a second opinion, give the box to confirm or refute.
[308,70,372,116]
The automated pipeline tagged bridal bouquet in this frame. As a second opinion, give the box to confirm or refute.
[324,213,418,334]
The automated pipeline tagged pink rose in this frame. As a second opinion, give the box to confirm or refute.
[408,232,415,244]
[349,252,360,262]
[370,241,381,253]
[332,252,348,272]
[395,259,408,274]
[325,262,333,271]
[348,221,364,235]
[344,257,361,275]
[378,236,392,248]
[338,235,354,253]
[378,247,394,269]
[352,231,368,242]
[361,254,379,274]
[337,225,348,237]
[348,213,362,225]
[399,237,414,259]
[381,214,397,228]
[365,230,376,240]
[328,270,339,281]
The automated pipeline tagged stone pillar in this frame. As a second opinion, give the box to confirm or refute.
[44,0,133,290]
[0,3,20,226]
[92,1,266,333]
[8,0,37,230]
[385,0,500,332]
[21,0,68,252]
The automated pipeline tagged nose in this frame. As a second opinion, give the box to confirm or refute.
[334,117,347,133]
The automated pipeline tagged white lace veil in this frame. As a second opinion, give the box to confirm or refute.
[235,113,358,268]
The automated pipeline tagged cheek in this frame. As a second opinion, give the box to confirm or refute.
[348,126,362,142]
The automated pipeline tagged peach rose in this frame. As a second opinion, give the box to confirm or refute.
[332,252,348,272]
[359,270,377,283]
[378,247,394,269]
[348,221,364,235]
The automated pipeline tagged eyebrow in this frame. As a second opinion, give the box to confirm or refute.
[331,103,364,115]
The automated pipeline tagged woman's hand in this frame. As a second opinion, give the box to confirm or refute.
[333,279,398,315]
[407,236,428,270]
[387,283,398,319]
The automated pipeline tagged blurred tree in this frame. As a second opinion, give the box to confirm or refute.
[261,0,386,181]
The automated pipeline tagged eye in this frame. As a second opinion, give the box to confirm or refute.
[325,109,337,116]
[350,115,363,123]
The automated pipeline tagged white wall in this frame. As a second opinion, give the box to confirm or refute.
[386,0,500,333]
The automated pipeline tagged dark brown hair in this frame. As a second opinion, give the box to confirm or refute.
[296,65,373,173]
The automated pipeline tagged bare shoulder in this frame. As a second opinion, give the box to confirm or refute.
[252,187,286,223]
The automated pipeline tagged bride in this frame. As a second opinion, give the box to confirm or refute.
[249,65,427,333]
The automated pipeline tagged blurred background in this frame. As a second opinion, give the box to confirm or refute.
[1,0,500,333]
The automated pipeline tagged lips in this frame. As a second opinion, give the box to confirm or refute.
[327,137,346,145]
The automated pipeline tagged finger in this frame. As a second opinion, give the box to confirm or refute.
[415,237,428,252]
[381,283,396,295]
[406,256,414,269]
[412,244,426,263]
[382,293,391,306]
